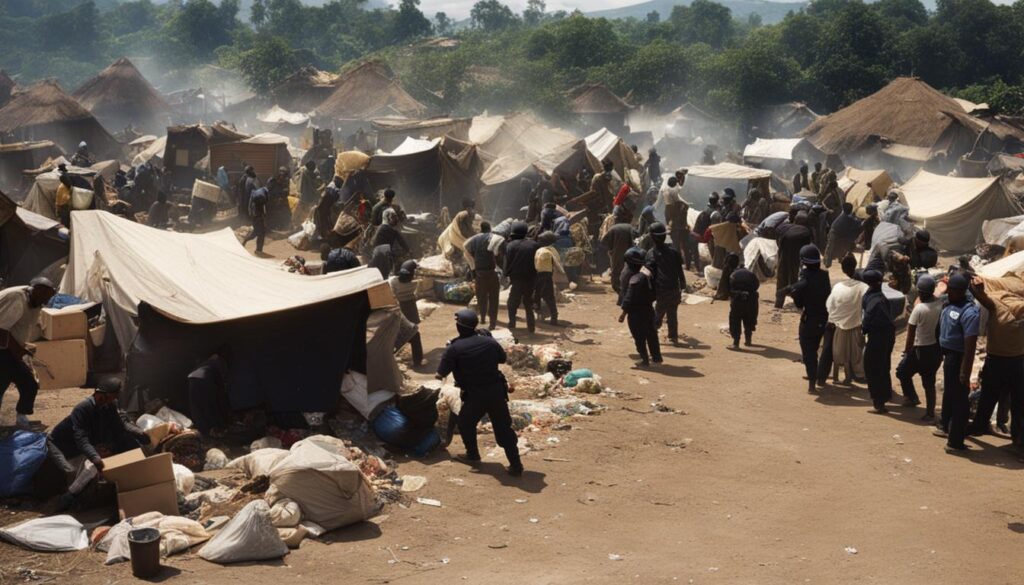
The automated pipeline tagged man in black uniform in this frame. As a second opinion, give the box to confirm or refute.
[861,269,896,413]
[728,261,760,348]
[775,211,814,308]
[437,309,522,476]
[788,245,831,394]
[692,193,720,240]
[646,222,686,344]
[601,217,635,295]
[618,248,662,367]
[504,222,539,333]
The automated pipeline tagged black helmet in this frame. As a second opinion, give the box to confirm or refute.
[625,247,647,266]
[799,244,821,265]
[511,221,528,238]
[648,222,667,237]
[455,309,479,329]
[399,259,418,277]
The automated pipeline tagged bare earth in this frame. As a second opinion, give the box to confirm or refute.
[2,236,1023,584]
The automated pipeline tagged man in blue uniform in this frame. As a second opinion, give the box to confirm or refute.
[934,273,980,454]
[788,244,831,394]
[437,309,522,476]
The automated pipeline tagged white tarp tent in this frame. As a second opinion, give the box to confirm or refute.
[680,163,773,211]
[60,210,382,325]
[901,170,1023,251]
[982,215,1024,247]
[131,135,167,167]
[980,250,1024,277]
[839,168,893,210]
[385,136,439,157]
[585,128,622,161]
[684,162,773,180]
[743,138,804,161]
[258,105,310,126]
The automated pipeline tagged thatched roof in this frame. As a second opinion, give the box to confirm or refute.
[569,83,632,115]
[72,58,171,131]
[270,66,340,113]
[315,61,428,120]
[0,71,15,109]
[0,80,99,131]
[800,78,986,156]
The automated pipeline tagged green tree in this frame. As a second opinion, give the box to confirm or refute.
[232,35,298,93]
[872,0,928,28]
[435,11,451,35]
[711,28,802,116]
[165,0,237,61]
[470,0,519,32]
[646,10,660,23]
[893,24,966,88]
[957,79,1024,115]
[107,0,157,37]
[670,0,733,48]
[392,0,432,42]
[250,0,266,28]
[523,0,545,26]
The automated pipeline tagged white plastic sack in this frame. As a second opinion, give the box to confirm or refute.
[278,525,307,548]
[269,498,302,527]
[340,371,395,420]
[71,187,94,211]
[172,463,195,495]
[136,413,164,431]
[295,435,351,459]
[99,513,209,564]
[227,448,289,478]
[704,266,723,290]
[250,436,283,451]
[268,441,379,530]
[199,500,288,564]
[155,406,193,429]
[204,448,229,471]
[0,515,88,552]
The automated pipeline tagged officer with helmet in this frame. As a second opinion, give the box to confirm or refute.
[645,222,686,344]
[504,221,539,333]
[618,247,662,366]
[787,244,832,394]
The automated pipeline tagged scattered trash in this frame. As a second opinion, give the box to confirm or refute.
[528,518,540,524]
[893,434,904,445]
[199,500,288,564]
[204,448,229,471]
[665,438,692,450]
[608,553,623,561]
[250,436,283,451]
[844,546,858,555]
[514,498,528,504]
[488,543,508,549]
[400,475,428,493]
[417,498,442,508]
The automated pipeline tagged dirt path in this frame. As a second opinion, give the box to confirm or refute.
[3,237,1023,584]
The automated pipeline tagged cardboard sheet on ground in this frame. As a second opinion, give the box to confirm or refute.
[60,210,381,324]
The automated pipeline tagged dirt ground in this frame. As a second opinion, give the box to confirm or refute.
[3,233,1023,584]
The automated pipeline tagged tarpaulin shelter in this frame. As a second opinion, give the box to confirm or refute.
[0,81,121,160]
[59,211,383,413]
[901,170,1023,251]
[163,123,248,190]
[72,58,172,135]
[743,138,822,165]
[372,117,470,152]
[838,168,893,210]
[584,127,643,185]
[22,161,118,220]
[680,163,773,211]
[0,190,67,287]
[315,62,428,131]
[365,137,483,213]
[270,66,340,114]
[982,215,1024,247]
[131,135,166,167]
[0,140,62,193]
[209,133,293,184]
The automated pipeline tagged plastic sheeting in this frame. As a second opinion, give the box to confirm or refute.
[743,138,803,161]
[0,431,48,496]
[980,250,1024,277]
[684,162,773,180]
[258,106,310,126]
[902,170,1023,251]
[131,135,167,167]
[982,215,1024,246]
[840,168,893,210]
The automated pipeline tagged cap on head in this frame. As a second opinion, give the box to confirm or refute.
[862,269,883,286]
[399,259,418,277]
[723,188,735,200]
[454,309,479,329]
[916,274,936,295]
[511,221,528,238]
[79,141,87,149]
[625,247,647,266]
[649,222,667,236]
[29,276,56,291]
[915,229,931,244]
[96,377,122,394]
[948,273,969,292]
[799,244,821,265]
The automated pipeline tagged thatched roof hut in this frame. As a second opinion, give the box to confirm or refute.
[315,61,428,121]
[72,58,172,134]
[569,83,633,115]
[0,80,120,158]
[270,66,340,113]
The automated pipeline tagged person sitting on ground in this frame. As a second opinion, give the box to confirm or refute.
[146,191,172,228]
[48,378,153,511]
[320,243,361,274]
[70,141,93,168]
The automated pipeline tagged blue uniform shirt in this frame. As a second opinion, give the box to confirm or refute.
[939,300,980,352]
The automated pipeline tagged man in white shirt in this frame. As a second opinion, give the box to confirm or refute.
[896,274,944,420]
[0,278,57,429]
[822,255,869,384]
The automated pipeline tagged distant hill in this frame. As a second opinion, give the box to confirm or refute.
[586,0,809,25]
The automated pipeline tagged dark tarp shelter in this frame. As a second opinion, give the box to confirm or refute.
[163,123,248,190]
[0,140,62,194]
[366,137,483,214]
[372,117,471,152]
[0,190,68,287]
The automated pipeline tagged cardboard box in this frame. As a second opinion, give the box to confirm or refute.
[39,306,89,341]
[103,450,178,518]
[367,282,397,309]
[31,339,88,390]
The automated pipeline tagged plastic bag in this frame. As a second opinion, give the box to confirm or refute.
[0,515,88,552]
[172,463,195,495]
[155,406,192,429]
[135,414,164,431]
[251,436,283,451]
[0,431,47,496]
[562,368,594,388]
[227,448,290,478]
[269,498,302,527]
[204,448,229,471]
[199,500,288,564]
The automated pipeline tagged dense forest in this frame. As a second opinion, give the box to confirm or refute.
[3,0,1024,124]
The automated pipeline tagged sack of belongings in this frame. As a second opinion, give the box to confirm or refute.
[99,512,210,564]
[199,500,288,564]
[0,431,48,496]
[0,515,89,552]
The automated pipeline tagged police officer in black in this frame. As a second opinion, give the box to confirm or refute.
[728,263,760,348]
[646,222,686,344]
[788,244,831,394]
[618,247,663,367]
[504,222,540,333]
[437,309,523,476]
[861,269,896,414]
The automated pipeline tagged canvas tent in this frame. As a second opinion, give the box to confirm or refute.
[131,135,167,167]
[584,128,643,185]
[901,170,1023,251]
[838,168,893,210]
[0,190,67,287]
[72,58,172,134]
[372,117,470,152]
[0,81,121,159]
[315,62,428,126]
[22,161,118,220]
[60,211,383,412]
[982,215,1024,247]
[680,163,773,210]
[365,136,484,213]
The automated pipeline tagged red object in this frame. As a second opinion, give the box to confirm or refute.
[613,184,631,207]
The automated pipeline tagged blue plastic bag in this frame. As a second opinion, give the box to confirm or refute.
[372,406,441,458]
[562,368,594,388]
[0,431,48,496]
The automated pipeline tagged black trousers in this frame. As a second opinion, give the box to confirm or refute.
[610,255,625,293]
[244,216,266,252]
[627,308,662,362]
[896,344,942,412]
[655,292,681,340]
[816,323,836,384]
[798,316,828,382]
[864,332,895,408]
[728,295,758,343]
[0,349,38,415]
[534,272,558,321]
[398,299,423,365]
[474,269,499,327]
[971,355,1024,442]
[187,378,229,435]
[507,276,536,331]
[940,350,970,448]
[458,395,521,468]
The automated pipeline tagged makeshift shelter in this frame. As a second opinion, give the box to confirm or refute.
[667,103,725,141]
[72,58,172,134]
[22,161,118,220]
[0,190,68,287]
[980,250,1024,277]
[743,138,822,165]
[0,80,120,159]
[270,66,340,113]
[131,135,166,168]
[0,140,62,194]
[982,215,1024,247]
[569,83,632,135]
[60,211,383,413]
[987,153,1024,176]
[755,102,820,138]
[365,137,483,213]
[0,71,15,109]
[372,117,470,152]
[163,124,248,190]
[838,168,893,210]
[680,163,773,211]
[584,128,643,186]
[315,62,428,129]
[209,133,293,184]
[901,170,1023,251]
